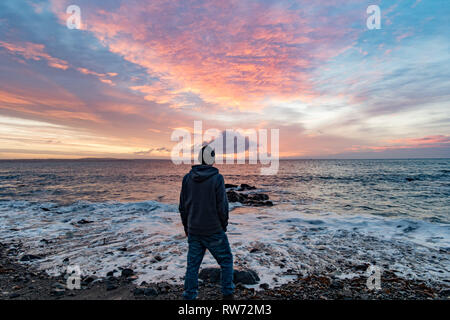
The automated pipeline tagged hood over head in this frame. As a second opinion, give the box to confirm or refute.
[189,165,219,182]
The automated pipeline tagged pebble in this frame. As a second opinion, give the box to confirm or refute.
[51,288,65,296]
[144,287,158,296]
[121,268,134,277]
[106,282,118,291]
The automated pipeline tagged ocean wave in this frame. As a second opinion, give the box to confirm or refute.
[0,200,448,288]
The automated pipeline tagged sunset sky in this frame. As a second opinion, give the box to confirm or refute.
[0,0,449,159]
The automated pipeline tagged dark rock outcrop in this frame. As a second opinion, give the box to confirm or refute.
[234,269,260,285]
[238,184,256,191]
[226,190,248,203]
[199,267,260,285]
[226,185,273,207]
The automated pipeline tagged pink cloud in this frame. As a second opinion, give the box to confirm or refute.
[349,135,450,152]
[50,0,361,111]
[0,41,69,70]
[0,41,118,86]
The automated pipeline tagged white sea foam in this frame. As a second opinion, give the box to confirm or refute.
[0,200,448,288]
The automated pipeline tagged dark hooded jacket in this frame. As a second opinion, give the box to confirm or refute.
[179,165,229,236]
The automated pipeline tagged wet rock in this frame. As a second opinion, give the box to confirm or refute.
[238,184,256,191]
[248,194,269,201]
[225,184,238,189]
[259,283,269,290]
[199,268,260,285]
[226,190,248,203]
[9,293,20,299]
[121,268,134,277]
[403,226,416,233]
[133,287,144,295]
[20,254,41,262]
[153,255,163,262]
[144,287,158,296]
[341,288,352,298]
[226,189,273,206]
[52,282,65,290]
[330,280,343,289]
[106,282,118,291]
[353,263,369,271]
[234,269,260,285]
[106,270,117,277]
[82,276,97,285]
[245,199,273,207]
[118,247,127,252]
[156,282,172,293]
[41,207,50,212]
[77,219,93,225]
[51,288,65,296]
[440,288,450,296]
[7,249,18,256]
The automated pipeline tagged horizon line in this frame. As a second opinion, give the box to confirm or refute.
[0,157,449,161]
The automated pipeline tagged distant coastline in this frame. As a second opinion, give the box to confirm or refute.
[0,157,449,161]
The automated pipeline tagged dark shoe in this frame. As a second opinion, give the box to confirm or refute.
[223,294,234,300]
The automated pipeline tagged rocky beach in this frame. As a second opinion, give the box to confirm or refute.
[1,241,448,300]
[1,161,449,301]
[1,184,448,300]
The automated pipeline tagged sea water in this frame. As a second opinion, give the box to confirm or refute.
[0,159,448,287]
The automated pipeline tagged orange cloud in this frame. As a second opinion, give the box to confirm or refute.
[77,67,117,85]
[50,0,357,111]
[0,41,118,87]
[0,90,33,105]
[0,41,69,70]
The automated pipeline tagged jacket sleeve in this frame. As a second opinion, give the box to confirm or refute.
[179,176,188,235]
[216,175,229,231]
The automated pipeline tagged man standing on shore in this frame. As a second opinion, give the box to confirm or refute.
[179,145,234,300]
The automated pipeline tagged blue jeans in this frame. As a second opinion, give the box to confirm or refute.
[183,231,234,300]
